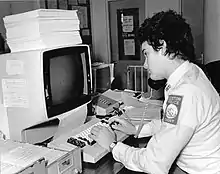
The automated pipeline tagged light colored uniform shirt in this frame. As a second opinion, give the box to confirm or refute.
[112,61,220,174]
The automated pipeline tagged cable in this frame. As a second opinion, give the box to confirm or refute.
[146,88,153,99]
[134,104,148,138]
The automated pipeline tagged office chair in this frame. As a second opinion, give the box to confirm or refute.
[205,60,220,94]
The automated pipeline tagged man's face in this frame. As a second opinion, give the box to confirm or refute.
[141,41,165,80]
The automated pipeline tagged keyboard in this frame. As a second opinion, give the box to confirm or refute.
[48,117,128,163]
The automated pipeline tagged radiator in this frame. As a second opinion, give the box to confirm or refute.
[126,65,149,92]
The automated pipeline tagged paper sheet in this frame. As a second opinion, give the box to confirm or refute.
[102,89,123,102]
[2,79,29,108]
[6,60,24,75]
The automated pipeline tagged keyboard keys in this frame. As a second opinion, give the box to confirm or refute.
[67,137,86,148]
[66,120,108,148]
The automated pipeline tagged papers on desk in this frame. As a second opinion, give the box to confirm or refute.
[102,89,163,107]
[122,93,163,121]
[101,89,124,103]
[125,105,162,121]
[102,89,163,121]
[121,90,163,107]
[3,9,82,52]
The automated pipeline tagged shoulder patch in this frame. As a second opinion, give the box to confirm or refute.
[164,95,183,125]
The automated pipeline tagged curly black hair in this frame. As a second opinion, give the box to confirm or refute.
[138,10,195,61]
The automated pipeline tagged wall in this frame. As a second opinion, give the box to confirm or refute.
[182,0,204,61]
[0,2,11,39]
[204,0,220,64]
[90,0,110,63]
[0,1,41,39]
[0,0,204,63]
[146,0,181,17]
[91,0,181,64]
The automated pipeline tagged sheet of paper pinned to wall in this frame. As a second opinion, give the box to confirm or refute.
[124,39,135,55]
[6,60,24,75]
[122,16,134,32]
[2,79,29,108]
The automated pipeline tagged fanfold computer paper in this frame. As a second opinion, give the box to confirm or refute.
[3,9,82,52]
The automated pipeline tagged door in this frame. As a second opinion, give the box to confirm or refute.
[109,0,145,63]
[108,0,145,89]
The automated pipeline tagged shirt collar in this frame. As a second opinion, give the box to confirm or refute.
[165,61,190,91]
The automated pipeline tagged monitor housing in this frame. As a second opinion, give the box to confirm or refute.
[0,44,92,143]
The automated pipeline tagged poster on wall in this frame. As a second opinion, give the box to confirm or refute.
[124,39,135,55]
[117,8,140,60]
[122,16,134,32]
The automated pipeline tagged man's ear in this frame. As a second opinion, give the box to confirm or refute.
[159,40,167,55]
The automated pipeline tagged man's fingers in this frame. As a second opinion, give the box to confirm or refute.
[88,133,97,141]
[109,116,125,125]
[91,125,102,133]
[90,127,100,136]
[111,124,124,132]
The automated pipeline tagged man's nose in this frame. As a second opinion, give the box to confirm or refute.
[143,59,148,69]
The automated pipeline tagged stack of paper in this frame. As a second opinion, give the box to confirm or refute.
[3,9,82,52]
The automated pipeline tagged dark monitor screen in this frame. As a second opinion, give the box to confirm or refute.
[43,46,91,118]
[49,54,84,105]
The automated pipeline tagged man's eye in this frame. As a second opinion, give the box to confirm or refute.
[144,52,148,57]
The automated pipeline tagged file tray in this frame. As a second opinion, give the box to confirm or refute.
[0,157,46,174]
[0,139,82,174]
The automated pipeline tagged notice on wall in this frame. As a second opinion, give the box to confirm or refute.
[6,60,24,75]
[122,15,134,33]
[124,39,135,55]
[2,79,28,108]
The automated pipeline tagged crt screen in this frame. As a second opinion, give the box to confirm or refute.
[49,53,84,105]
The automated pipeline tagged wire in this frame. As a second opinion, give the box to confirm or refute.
[146,88,153,99]
[120,108,131,122]
[134,104,148,138]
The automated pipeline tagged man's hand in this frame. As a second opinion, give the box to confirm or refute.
[89,125,116,151]
[108,116,136,135]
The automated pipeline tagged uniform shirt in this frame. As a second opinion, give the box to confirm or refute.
[112,61,220,174]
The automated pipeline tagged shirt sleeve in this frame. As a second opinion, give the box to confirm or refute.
[112,125,194,174]
[112,87,199,174]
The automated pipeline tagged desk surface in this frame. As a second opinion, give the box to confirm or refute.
[82,153,124,174]
[82,136,150,174]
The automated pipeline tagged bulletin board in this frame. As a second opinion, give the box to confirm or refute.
[117,8,140,61]
[69,0,92,45]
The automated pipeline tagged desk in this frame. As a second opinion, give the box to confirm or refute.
[82,136,151,174]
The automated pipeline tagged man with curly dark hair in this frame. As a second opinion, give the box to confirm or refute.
[89,10,220,174]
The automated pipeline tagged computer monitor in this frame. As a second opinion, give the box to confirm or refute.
[0,44,92,143]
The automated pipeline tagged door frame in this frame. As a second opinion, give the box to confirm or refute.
[104,0,147,64]
[104,0,111,63]
[101,0,145,64]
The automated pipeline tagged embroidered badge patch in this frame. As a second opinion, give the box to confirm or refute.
[164,95,183,125]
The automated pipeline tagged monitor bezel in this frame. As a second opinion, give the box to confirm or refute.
[43,45,92,118]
